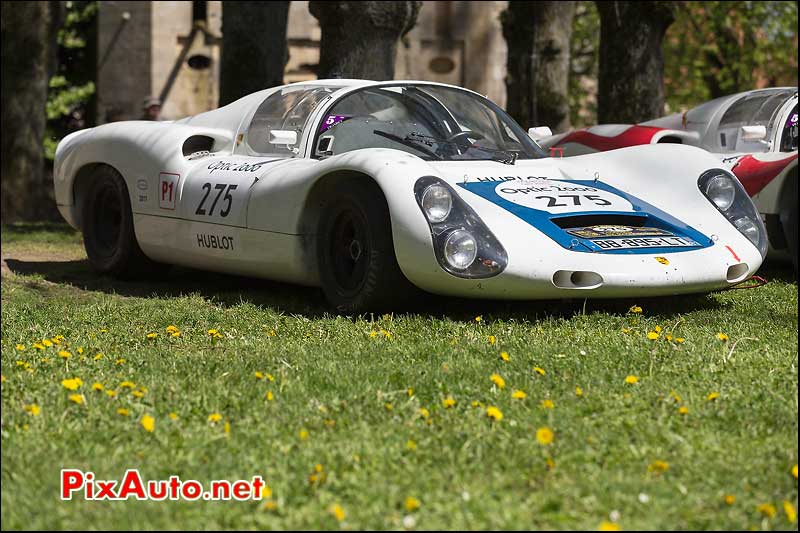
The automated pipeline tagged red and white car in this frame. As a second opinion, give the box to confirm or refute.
[539,88,798,270]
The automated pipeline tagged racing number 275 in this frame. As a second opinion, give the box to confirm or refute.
[196,183,238,217]
[536,194,612,208]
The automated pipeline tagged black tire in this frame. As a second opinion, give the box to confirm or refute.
[316,179,420,313]
[82,166,160,278]
[783,201,798,275]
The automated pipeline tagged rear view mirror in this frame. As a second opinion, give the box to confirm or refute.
[528,126,553,140]
[269,130,298,145]
[740,125,767,142]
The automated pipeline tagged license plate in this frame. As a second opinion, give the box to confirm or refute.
[591,236,699,250]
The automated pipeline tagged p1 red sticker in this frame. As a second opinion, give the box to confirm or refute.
[159,172,179,210]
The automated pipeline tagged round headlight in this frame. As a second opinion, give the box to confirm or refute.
[733,216,760,246]
[421,184,452,223]
[443,229,477,270]
[704,174,736,211]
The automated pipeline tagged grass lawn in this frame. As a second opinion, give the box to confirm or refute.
[1,222,797,530]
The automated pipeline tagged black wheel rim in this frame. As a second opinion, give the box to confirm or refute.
[92,182,122,257]
[329,207,370,292]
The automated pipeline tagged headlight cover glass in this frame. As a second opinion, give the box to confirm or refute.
[698,169,767,257]
[414,176,508,278]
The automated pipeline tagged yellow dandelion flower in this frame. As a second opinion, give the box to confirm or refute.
[15,344,25,351]
[76,347,84,354]
[474,316,482,323]
[625,375,639,385]
[68,394,84,405]
[254,371,264,380]
[418,407,430,419]
[675,337,685,343]
[259,485,272,499]
[207,329,219,336]
[369,330,378,338]
[669,390,681,402]
[140,414,155,432]
[266,391,274,401]
[575,386,584,397]
[647,331,659,340]
[61,377,83,391]
[442,397,456,408]
[487,335,496,345]
[471,400,482,408]
[665,334,673,341]
[500,351,510,362]
[756,503,776,518]
[171,331,181,338]
[783,500,797,523]
[33,343,45,350]
[598,521,621,531]
[208,412,222,423]
[654,325,662,333]
[724,494,736,505]
[706,392,720,402]
[119,381,136,389]
[168,412,178,420]
[105,390,117,398]
[93,353,104,361]
[407,387,414,397]
[622,327,631,334]
[716,332,729,341]
[536,426,554,445]
[512,390,527,400]
[678,406,689,415]
[405,496,421,512]
[406,439,417,451]
[792,463,798,479]
[486,406,503,421]
[91,382,104,392]
[541,399,554,409]
[24,404,41,416]
[647,460,669,474]
[533,366,546,376]
[1,375,6,383]
[299,429,309,441]
[132,390,145,399]
[329,504,345,521]
[117,408,130,417]
[224,421,231,435]
[166,325,179,333]
[490,373,506,389]
[629,305,643,314]
[58,350,71,359]
[42,339,53,347]
[146,333,157,340]
[115,358,125,365]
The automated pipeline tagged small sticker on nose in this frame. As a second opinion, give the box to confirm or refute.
[655,257,669,265]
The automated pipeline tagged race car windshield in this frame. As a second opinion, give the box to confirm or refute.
[717,89,796,153]
[314,85,547,161]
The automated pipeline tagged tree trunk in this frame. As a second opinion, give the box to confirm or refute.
[502,1,576,132]
[219,1,290,106]
[596,1,676,124]
[1,1,60,222]
[309,1,421,80]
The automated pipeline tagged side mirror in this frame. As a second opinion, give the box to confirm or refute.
[269,130,298,145]
[528,126,553,140]
[740,125,767,142]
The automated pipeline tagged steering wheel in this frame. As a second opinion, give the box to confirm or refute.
[447,130,485,143]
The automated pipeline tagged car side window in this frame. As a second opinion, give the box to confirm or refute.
[244,86,334,156]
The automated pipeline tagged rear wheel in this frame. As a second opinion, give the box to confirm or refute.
[82,166,160,278]
[316,179,419,313]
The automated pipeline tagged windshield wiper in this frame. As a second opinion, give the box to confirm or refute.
[373,130,443,160]
[406,132,519,165]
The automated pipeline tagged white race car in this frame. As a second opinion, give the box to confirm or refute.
[54,80,767,312]
[539,88,798,270]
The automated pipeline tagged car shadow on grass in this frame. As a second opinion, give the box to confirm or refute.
[7,254,790,322]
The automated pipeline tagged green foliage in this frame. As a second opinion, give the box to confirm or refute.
[569,2,600,127]
[1,225,797,529]
[662,1,798,112]
[44,1,98,161]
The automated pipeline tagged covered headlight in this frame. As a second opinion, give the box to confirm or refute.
[698,169,767,257]
[421,184,452,223]
[703,174,736,211]
[444,229,477,270]
[414,176,507,279]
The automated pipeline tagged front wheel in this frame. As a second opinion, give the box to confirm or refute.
[316,179,420,313]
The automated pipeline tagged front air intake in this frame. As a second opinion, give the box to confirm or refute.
[552,270,604,289]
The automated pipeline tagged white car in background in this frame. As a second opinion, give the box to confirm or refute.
[539,88,798,270]
[54,80,767,312]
